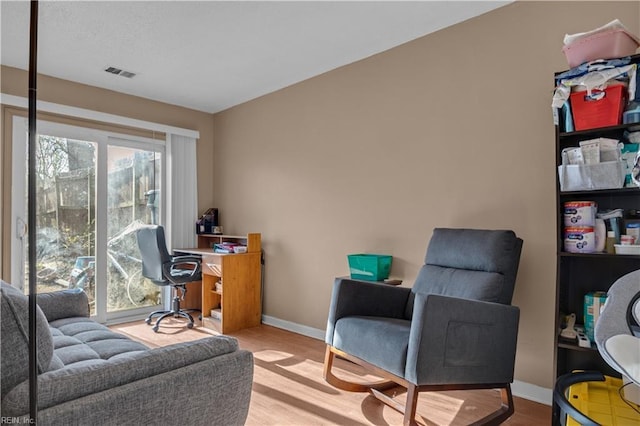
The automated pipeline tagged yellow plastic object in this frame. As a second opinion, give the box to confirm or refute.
[567,375,640,425]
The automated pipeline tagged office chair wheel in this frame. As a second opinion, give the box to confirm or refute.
[145,318,152,325]
[198,314,202,321]
[152,325,159,333]
[187,322,194,329]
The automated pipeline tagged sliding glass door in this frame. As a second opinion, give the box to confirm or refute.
[12,117,164,321]
[105,143,163,313]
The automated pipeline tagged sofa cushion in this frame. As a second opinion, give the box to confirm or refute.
[0,281,54,400]
[36,289,89,322]
[48,317,147,367]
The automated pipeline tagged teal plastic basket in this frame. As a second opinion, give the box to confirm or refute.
[347,254,392,281]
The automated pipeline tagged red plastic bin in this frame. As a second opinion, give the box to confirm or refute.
[570,84,627,131]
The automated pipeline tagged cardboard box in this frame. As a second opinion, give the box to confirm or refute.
[584,291,607,341]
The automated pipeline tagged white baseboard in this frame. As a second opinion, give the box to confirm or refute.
[262,315,326,340]
[511,380,552,406]
[261,314,553,406]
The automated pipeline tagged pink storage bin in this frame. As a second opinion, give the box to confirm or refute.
[563,28,640,68]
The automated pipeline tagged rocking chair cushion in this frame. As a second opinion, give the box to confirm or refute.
[333,316,411,377]
[405,265,504,319]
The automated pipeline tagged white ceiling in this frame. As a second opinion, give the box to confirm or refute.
[1,1,509,113]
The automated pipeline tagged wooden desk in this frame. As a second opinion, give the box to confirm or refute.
[176,233,262,333]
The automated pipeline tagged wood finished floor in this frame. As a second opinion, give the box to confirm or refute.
[110,319,551,425]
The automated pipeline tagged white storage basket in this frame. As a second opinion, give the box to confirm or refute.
[558,160,625,192]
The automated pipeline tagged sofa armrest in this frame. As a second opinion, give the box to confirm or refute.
[36,289,89,322]
[2,336,240,416]
[34,351,254,426]
[325,278,411,344]
[405,293,519,385]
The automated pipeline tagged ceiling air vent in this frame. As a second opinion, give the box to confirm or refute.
[104,66,136,78]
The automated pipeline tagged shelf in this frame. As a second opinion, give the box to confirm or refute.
[197,232,261,255]
[558,187,640,197]
[558,122,640,138]
[557,339,597,352]
[198,232,262,334]
[210,251,249,255]
[197,233,248,239]
[553,56,640,386]
[202,316,221,333]
[558,252,640,260]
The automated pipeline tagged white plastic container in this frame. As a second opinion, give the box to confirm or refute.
[565,226,596,253]
[626,223,640,241]
[563,29,640,68]
[595,218,606,252]
[564,201,597,226]
[614,244,640,255]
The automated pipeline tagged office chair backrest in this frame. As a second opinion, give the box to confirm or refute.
[405,228,523,319]
[136,225,172,285]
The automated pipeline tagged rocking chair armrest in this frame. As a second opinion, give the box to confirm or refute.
[325,278,411,344]
[405,293,519,385]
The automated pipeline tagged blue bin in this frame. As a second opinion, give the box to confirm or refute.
[347,254,392,281]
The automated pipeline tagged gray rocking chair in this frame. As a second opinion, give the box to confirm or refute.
[324,228,523,425]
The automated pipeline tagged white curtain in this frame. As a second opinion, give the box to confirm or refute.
[166,134,198,251]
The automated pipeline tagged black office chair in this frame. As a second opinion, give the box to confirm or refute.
[136,225,202,332]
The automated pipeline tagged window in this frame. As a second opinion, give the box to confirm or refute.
[12,117,166,322]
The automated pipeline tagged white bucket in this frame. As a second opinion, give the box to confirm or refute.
[565,226,596,253]
[564,201,597,227]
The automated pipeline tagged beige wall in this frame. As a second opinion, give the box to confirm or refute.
[1,66,215,277]
[211,1,640,389]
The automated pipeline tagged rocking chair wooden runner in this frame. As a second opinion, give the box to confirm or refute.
[324,228,523,425]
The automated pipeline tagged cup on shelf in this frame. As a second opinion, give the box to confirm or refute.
[620,235,635,245]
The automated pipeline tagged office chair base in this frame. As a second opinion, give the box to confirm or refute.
[324,345,515,426]
[145,295,201,333]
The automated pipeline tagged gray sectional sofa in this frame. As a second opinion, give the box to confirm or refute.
[0,281,253,425]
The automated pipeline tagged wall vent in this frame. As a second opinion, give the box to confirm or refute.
[104,66,136,78]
